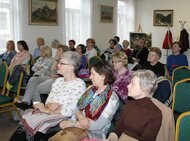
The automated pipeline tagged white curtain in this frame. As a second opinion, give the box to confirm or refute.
[65,0,92,45]
[0,0,19,53]
[117,0,135,42]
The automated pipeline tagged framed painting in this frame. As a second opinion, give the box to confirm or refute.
[29,0,58,26]
[100,5,114,22]
[153,10,173,26]
[129,32,152,49]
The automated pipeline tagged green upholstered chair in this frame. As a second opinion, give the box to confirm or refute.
[172,78,190,114]
[172,66,190,88]
[0,61,9,95]
[175,111,190,141]
[0,72,23,119]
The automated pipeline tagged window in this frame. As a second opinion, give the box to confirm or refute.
[65,0,92,45]
[0,0,19,53]
[117,0,135,42]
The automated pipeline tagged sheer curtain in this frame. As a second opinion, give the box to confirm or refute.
[0,0,19,53]
[117,0,135,42]
[65,0,92,45]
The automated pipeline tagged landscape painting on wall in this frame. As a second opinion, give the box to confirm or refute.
[129,32,152,49]
[29,0,58,25]
[153,10,173,26]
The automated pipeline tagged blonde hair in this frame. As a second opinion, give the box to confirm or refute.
[40,45,52,58]
[112,51,128,68]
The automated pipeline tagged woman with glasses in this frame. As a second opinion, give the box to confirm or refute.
[112,51,132,103]
[10,51,86,141]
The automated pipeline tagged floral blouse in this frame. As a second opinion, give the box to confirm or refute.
[112,69,132,103]
[46,77,86,117]
[32,57,52,76]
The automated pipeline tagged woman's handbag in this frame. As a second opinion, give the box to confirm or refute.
[48,127,88,141]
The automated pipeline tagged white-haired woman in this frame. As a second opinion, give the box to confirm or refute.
[106,70,162,141]
[10,51,86,141]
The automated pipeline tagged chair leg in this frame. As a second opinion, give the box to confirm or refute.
[13,105,22,119]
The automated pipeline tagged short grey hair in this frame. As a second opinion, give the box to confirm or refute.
[62,51,81,71]
[132,70,157,97]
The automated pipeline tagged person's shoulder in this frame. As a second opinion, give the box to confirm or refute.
[75,78,86,85]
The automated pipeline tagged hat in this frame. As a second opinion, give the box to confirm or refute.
[115,43,122,50]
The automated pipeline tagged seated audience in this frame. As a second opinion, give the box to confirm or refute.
[85,38,98,60]
[59,61,119,140]
[76,44,87,69]
[101,39,117,64]
[0,40,17,66]
[112,51,132,103]
[144,47,165,77]
[51,39,60,57]
[10,51,86,141]
[16,45,69,108]
[132,38,149,70]
[106,70,162,141]
[33,37,45,59]
[68,39,76,51]
[31,45,52,77]
[166,41,188,77]
[122,40,133,64]
[9,40,30,70]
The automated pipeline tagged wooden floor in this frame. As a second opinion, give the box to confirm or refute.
[0,113,19,141]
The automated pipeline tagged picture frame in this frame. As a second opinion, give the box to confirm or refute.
[129,32,152,49]
[153,10,173,26]
[29,0,58,26]
[100,5,114,23]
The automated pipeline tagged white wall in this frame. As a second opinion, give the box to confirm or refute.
[136,0,190,64]
[19,0,65,54]
[91,0,117,53]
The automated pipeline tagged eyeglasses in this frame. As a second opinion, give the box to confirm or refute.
[112,60,122,64]
[58,62,70,66]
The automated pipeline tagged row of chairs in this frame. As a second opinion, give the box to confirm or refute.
[171,66,190,141]
[0,61,23,119]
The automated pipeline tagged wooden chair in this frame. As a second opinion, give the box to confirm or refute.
[0,72,23,119]
[175,111,190,141]
[0,61,9,94]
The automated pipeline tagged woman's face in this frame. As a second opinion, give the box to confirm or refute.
[90,67,105,87]
[147,51,159,63]
[17,43,24,51]
[127,76,146,99]
[40,49,46,57]
[112,58,124,71]
[57,58,72,76]
[76,46,82,54]
[6,41,14,51]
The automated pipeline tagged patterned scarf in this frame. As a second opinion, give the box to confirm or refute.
[77,85,112,120]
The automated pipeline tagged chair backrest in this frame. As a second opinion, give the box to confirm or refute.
[88,56,102,68]
[153,76,172,107]
[0,61,9,94]
[6,72,23,100]
[172,78,190,113]
[172,66,190,87]
[175,111,190,141]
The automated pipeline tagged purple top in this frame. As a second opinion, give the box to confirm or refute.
[112,69,132,103]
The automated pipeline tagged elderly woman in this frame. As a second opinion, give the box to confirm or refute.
[31,45,52,77]
[10,51,86,141]
[106,70,162,141]
[59,61,119,140]
[144,47,165,77]
[9,40,30,70]
[16,45,69,108]
[112,51,132,103]
[0,40,17,66]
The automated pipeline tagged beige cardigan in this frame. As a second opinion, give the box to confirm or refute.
[151,98,175,141]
